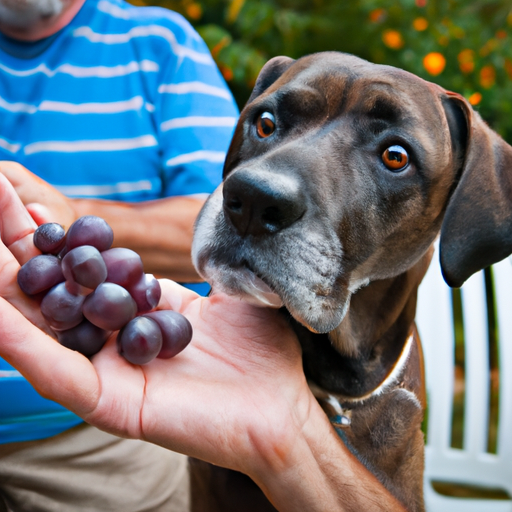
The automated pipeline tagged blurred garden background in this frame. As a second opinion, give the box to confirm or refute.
[129,0,512,141]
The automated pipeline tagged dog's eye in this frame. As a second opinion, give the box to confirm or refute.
[256,112,276,138]
[382,145,409,171]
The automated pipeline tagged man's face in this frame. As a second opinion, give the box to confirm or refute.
[0,0,66,29]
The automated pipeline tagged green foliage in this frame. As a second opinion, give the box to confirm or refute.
[133,0,512,141]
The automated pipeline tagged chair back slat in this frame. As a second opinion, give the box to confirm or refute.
[492,260,512,473]
[460,272,489,456]
[418,250,512,510]
[416,253,454,451]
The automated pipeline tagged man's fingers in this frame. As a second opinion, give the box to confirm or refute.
[0,249,48,332]
[157,279,200,313]
[0,296,100,417]
[0,181,48,329]
[0,160,25,186]
[26,202,55,226]
[0,173,39,264]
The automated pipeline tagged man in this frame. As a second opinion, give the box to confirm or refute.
[0,0,238,509]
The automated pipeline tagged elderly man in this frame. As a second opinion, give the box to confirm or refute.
[0,0,238,510]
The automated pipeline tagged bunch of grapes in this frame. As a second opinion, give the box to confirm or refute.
[17,216,192,365]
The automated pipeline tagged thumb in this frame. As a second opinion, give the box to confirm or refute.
[26,202,56,226]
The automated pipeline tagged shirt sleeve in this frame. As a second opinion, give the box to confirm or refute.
[152,14,239,198]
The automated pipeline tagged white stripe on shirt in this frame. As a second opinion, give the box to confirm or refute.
[73,25,213,65]
[158,81,233,100]
[166,150,226,167]
[24,135,158,155]
[97,0,203,41]
[161,116,237,131]
[0,96,37,114]
[56,179,155,198]
[0,60,159,78]
[0,138,21,153]
[0,96,145,115]
[39,96,144,114]
[0,370,23,378]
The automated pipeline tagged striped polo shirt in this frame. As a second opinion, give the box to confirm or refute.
[0,0,239,443]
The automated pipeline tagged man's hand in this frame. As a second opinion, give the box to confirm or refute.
[0,169,312,479]
[0,160,204,281]
[0,161,77,228]
[0,173,51,331]
[0,172,407,512]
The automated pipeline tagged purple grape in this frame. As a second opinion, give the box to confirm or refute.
[66,216,114,252]
[64,278,93,297]
[41,282,85,331]
[17,255,64,295]
[145,310,192,359]
[57,320,111,357]
[83,282,137,331]
[101,248,144,288]
[62,246,107,289]
[117,316,163,365]
[127,274,162,313]
[33,223,66,254]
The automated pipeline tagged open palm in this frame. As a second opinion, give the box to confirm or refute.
[0,173,315,483]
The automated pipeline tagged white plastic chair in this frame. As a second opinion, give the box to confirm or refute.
[416,248,512,511]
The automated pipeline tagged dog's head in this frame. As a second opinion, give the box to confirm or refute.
[193,52,512,342]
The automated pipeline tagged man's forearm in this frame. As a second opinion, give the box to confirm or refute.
[72,196,205,282]
[253,401,408,512]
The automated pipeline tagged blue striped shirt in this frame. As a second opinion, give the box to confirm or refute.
[0,0,238,443]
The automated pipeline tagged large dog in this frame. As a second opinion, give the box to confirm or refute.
[190,52,512,511]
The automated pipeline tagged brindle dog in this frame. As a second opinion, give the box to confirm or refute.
[190,52,512,512]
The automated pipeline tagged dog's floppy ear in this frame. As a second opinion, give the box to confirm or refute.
[440,92,512,287]
[246,56,296,104]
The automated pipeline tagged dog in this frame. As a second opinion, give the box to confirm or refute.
[190,51,512,511]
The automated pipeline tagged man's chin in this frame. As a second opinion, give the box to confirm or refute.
[0,0,64,29]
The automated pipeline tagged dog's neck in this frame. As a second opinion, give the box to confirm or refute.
[293,247,433,400]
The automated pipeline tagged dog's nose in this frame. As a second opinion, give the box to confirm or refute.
[223,169,306,237]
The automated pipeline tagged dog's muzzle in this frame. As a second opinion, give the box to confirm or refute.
[192,164,347,334]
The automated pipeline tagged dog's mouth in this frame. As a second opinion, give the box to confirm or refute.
[203,260,284,309]
[234,264,284,309]
[203,258,351,334]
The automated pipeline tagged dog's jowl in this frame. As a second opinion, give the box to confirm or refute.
[191,52,512,512]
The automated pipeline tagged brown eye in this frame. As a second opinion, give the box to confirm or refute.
[382,145,409,171]
[256,112,276,138]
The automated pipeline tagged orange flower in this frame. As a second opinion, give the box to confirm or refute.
[480,65,496,89]
[468,92,482,106]
[458,49,475,74]
[415,0,427,7]
[423,52,446,76]
[220,66,234,81]
[413,17,428,31]
[496,29,507,39]
[369,8,386,23]
[382,30,404,50]
[210,35,231,58]
[185,2,202,20]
